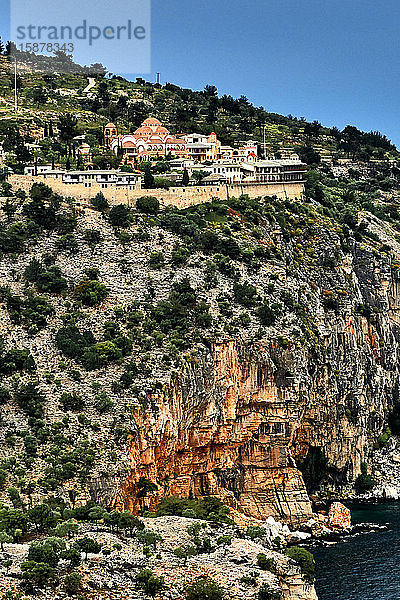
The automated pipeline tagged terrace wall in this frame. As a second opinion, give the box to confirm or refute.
[9,175,304,209]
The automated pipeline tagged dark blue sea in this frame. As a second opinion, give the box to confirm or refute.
[314,503,400,600]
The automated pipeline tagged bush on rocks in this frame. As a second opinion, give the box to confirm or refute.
[73,280,108,306]
[135,569,165,597]
[64,571,82,595]
[90,191,109,211]
[258,583,282,600]
[136,196,160,215]
[284,546,315,583]
[59,392,84,412]
[257,553,276,571]
[185,576,224,600]
[109,204,132,228]
[24,258,67,294]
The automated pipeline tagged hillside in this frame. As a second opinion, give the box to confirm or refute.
[1,56,400,599]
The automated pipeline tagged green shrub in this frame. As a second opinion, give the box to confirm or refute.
[0,348,36,374]
[74,280,108,306]
[84,228,102,248]
[0,386,11,405]
[90,191,109,211]
[284,546,315,583]
[185,576,223,600]
[258,583,282,600]
[150,279,211,343]
[240,572,259,586]
[0,289,54,332]
[94,392,113,413]
[258,302,277,326]
[55,324,96,359]
[246,525,267,540]
[15,382,45,419]
[148,251,165,269]
[355,462,376,493]
[257,553,275,571]
[82,341,122,370]
[55,234,78,254]
[233,281,257,307]
[21,561,54,588]
[74,536,102,560]
[136,196,160,215]
[0,222,28,253]
[377,427,391,448]
[217,535,231,546]
[135,569,165,597]
[23,434,38,456]
[60,392,84,412]
[24,259,67,294]
[155,495,231,524]
[109,204,132,228]
[64,571,82,595]
[171,244,190,265]
[28,537,66,568]
[27,503,60,532]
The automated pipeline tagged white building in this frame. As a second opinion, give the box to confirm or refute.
[28,168,143,189]
[61,170,143,189]
[201,161,247,183]
[24,165,60,176]
[237,159,306,183]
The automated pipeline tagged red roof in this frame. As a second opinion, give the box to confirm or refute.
[134,125,153,135]
[142,117,162,125]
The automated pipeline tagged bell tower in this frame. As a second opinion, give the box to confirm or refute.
[104,122,118,148]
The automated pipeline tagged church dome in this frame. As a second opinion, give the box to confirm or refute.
[134,125,153,136]
[142,117,162,126]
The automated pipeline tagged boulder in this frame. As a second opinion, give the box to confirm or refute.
[327,502,351,529]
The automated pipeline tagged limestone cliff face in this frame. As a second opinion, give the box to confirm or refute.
[1,190,399,528]
[118,340,312,524]
[118,213,400,525]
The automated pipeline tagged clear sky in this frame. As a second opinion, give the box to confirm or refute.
[1,0,400,145]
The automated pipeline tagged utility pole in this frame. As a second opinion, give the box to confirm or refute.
[156,72,160,85]
[263,124,266,159]
[14,59,18,112]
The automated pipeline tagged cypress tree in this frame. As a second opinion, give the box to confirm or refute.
[144,165,155,189]
[182,167,189,186]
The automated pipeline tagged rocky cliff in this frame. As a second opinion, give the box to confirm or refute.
[1,188,399,530]
[116,208,400,525]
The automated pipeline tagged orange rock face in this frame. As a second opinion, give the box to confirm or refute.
[116,328,387,526]
[327,502,351,529]
[117,340,314,525]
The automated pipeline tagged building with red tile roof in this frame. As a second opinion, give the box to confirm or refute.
[105,118,187,164]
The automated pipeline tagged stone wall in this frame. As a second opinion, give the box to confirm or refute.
[9,175,304,208]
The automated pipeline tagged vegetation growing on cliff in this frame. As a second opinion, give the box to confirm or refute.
[2,56,400,598]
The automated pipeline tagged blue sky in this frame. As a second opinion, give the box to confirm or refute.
[2,0,400,145]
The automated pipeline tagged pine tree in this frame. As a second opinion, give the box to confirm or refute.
[0,38,5,55]
[44,123,48,137]
[5,41,15,56]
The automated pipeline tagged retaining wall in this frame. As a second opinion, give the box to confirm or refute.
[9,175,304,208]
